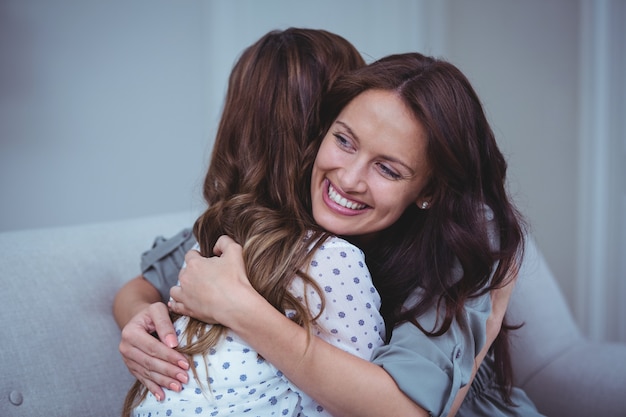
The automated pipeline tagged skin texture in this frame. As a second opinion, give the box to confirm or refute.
[311,90,430,239]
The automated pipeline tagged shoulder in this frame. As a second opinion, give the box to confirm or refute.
[308,235,368,270]
[304,235,372,285]
[315,235,365,258]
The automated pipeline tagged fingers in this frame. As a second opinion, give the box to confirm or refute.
[183,248,202,265]
[173,237,247,326]
[213,234,237,256]
[120,344,167,400]
[122,342,188,390]
[169,285,217,324]
[118,302,190,398]
[148,303,180,349]
[167,291,188,316]
[119,327,189,391]
[138,377,166,402]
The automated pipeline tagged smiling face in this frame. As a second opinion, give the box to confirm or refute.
[310,89,431,239]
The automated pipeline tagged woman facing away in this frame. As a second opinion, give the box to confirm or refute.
[120,27,387,417]
[115,42,539,417]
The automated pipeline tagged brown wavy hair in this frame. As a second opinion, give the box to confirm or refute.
[300,52,526,403]
[122,28,364,414]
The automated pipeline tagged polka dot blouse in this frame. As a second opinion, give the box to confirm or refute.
[133,236,385,416]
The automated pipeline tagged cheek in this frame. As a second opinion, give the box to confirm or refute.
[311,152,325,179]
[314,144,340,172]
[380,184,420,214]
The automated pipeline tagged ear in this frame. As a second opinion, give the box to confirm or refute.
[416,200,430,210]
[415,180,435,210]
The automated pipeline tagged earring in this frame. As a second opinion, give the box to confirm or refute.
[420,201,429,209]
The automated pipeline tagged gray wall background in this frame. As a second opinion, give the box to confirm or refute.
[1,0,624,342]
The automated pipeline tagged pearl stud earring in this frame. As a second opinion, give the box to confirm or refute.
[420,201,429,209]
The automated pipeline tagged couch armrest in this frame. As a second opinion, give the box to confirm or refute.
[522,342,626,416]
[0,212,194,417]
[507,236,626,416]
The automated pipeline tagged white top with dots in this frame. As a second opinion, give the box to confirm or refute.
[133,236,385,417]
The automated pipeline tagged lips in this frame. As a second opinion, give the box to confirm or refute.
[325,180,368,212]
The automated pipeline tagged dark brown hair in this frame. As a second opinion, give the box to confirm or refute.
[301,52,525,402]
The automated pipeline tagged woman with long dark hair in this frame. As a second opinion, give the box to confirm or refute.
[117,49,540,416]
[169,53,540,417]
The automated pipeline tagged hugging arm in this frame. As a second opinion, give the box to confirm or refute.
[281,236,390,412]
[113,228,196,400]
[113,276,189,400]
[170,236,513,417]
[172,237,428,417]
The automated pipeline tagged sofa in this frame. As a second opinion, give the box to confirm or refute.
[1,211,625,417]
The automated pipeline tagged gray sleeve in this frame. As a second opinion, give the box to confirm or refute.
[140,228,197,302]
[371,292,490,417]
[371,205,497,417]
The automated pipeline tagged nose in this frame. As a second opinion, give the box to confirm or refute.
[337,161,367,193]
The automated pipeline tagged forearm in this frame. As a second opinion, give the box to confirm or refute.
[113,275,162,329]
[446,346,488,416]
[228,291,428,417]
[447,270,516,416]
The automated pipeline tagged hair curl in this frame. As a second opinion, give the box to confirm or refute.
[123,28,364,414]
[300,52,526,402]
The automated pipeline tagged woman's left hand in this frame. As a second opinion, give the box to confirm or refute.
[169,235,258,327]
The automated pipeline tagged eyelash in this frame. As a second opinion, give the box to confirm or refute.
[333,133,402,180]
[333,133,352,150]
[377,163,402,180]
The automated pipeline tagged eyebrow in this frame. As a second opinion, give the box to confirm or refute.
[335,120,417,176]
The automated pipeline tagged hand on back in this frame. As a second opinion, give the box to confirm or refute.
[118,302,189,401]
[169,235,258,328]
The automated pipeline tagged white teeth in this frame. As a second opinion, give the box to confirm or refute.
[328,184,366,210]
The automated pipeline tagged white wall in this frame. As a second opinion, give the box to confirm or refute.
[438,0,625,342]
[0,0,211,231]
[0,0,431,232]
[1,0,624,341]
[575,0,626,341]
[441,0,626,341]
[440,1,582,319]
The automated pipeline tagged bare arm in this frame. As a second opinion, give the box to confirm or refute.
[226,287,428,417]
[113,275,162,328]
[171,243,426,416]
[447,266,517,415]
[113,276,189,401]
[170,236,507,417]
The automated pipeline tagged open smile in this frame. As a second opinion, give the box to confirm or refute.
[325,180,368,211]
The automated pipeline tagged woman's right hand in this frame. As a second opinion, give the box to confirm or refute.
[169,235,259,327]
[118,302,190,401]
